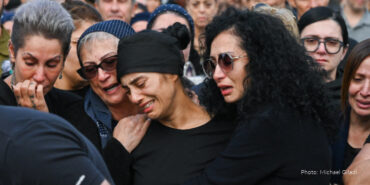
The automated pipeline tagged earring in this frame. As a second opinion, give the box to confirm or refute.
[58,73,62,79]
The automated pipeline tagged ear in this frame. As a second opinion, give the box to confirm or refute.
[165,74,179,83]
[288,0,297,8]
[8,40,15,63]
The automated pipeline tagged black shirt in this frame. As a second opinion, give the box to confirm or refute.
[126,114,236,185]
[343,142,361,174]
[184,104,332,185]
[367,135,370,144]
[0,106,114,185]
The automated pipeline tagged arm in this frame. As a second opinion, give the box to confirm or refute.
[103,114,151,185]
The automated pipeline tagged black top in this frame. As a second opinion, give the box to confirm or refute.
[0,106,114,185]
[184,104,332,185]
[343,143,361,175]
[367,135,370,144]
[124,114,236,185]
[0,79,101,149]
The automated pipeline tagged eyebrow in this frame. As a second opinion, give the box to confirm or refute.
[100,52,117,61]
[22,52,62,61]
[122,75,146,88]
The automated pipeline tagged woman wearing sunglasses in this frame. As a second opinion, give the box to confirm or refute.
[115,24,236,185]
[182,7,337,184]
[0,0,101,145]
[76,20,147,185]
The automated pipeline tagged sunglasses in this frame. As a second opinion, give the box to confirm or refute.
[202,53,247,78]
[77,55,118,79]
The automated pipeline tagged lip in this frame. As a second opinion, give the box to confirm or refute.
[102,83,120,95]
[356,99,370,109]
[140,100,154,114]
[218,84,233,96]
[108,15,123,19]
[315,59,328,64]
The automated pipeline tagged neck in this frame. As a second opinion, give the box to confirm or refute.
[159,90,210,129]
[348,110,370,148]
[108,99,139,121]
[325,70,337,83]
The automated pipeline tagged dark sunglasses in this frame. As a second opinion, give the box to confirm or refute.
[77,55,118,79]
[202,53,247,78]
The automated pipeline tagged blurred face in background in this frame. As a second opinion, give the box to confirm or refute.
[151,12,191,61]
[289,0,329,19]
[146,0,161,12]
[95,0,133,23]
[186,0,218,29]
[62,21,95,88]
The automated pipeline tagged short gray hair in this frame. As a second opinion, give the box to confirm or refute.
[11,0,74,58]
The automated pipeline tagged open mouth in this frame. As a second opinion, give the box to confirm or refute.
[103,83,119,93]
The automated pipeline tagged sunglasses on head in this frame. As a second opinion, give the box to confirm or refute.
[77,55,118,80]
[202,52,247,78]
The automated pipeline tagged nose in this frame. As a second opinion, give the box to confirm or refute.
[111,1,119,11]
[360,79,370,97]
[213,63,226,82]
[129,89,143,105]
[199,4,206,12]
[316,42,326,54]
[97,68,110,81]
[33,66,46,83]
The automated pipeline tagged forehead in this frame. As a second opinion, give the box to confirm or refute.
[19,35,63,56]
[355,57,370,75]
[80,37,118,62]
[210,30,243,56]
[300,19,343,40]
[151,13,190,31]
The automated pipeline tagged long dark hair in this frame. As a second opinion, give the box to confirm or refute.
[201,7,338,140]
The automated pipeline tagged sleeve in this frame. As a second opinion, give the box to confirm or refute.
[183,114,283,185]
[5,120,107,185]
[103,138,134,185]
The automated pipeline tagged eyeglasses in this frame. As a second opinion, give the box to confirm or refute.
[301,37,344,54]
[77,55,118,79]
[202,52,247,78]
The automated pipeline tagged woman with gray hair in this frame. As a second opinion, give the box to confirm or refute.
[0,0,102,153]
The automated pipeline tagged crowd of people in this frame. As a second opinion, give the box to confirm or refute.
[0,0,370,184]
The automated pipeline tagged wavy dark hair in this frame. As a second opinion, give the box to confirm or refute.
[200,7,338,140]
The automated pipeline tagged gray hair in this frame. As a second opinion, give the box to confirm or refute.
[11,0,74,58]
[77,32,119,67]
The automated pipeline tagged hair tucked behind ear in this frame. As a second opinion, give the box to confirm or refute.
[162,22,190,50]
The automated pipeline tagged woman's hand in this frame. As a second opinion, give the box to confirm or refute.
[113,114,151,153]
[12,80,49,112]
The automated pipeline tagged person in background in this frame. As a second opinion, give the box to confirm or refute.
[77,20,141,185]
[131,2,148,16]
[55,0,103,97]
[341,0,370,42]
[0,106,113,185]
[186,0,218,57]
[332,38,370,185]
[185,7,336,184]
[0,0,10,76]
[130,12,150,32]
[147,0,161,12]
[287,0,329,19]
[147,4,204,83]
[95,0,134,23]
[298,7,348,114]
